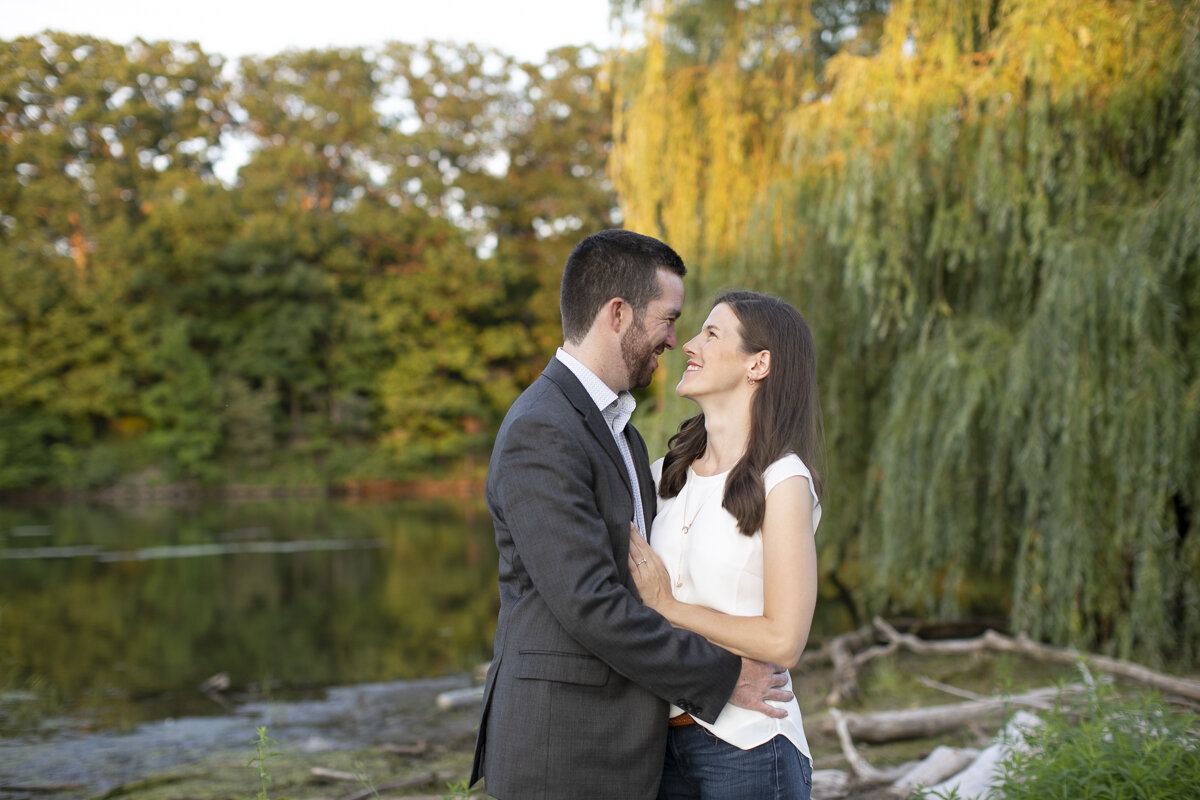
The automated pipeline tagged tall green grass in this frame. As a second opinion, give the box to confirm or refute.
[990,682,1199,800]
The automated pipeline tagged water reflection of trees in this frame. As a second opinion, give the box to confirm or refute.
[0,499,497,728]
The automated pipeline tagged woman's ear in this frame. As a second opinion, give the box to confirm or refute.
[748,350,771,382]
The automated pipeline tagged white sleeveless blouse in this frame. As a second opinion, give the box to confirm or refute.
[649,453,821,759]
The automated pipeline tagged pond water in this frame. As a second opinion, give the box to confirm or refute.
[0,495,857,794]
[0,497,499,737]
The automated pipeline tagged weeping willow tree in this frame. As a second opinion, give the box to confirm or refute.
[611,0,1200,666]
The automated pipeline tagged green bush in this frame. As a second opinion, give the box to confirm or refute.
[990,683,1199,800]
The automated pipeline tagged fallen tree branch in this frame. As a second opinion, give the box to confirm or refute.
[890,745,981,796]
[923,711,1043,799]
[802,623,875,669]
[436,685,484,711]
[820,683,1090,743]
[824,623,878,705]
[310,766,360,782]
[915,673,1065,712]
[852,640,900,671]
[827,708,915,785]
[916,675,988,702]
[871,617,1200,703]
[981,629,1200,702]
[810,769,850,800]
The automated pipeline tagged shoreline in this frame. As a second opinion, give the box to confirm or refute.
[0,674,483,800]
[0,476,487,507]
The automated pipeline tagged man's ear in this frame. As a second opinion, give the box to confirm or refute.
[602,296,631,333]
[748,350,771,382]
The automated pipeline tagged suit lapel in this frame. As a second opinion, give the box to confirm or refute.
[543,357,655,561]
[542,358,628,482]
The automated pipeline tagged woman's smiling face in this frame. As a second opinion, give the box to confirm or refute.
[676,302,756,400]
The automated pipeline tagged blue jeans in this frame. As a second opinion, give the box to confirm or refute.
[657,724,813,800]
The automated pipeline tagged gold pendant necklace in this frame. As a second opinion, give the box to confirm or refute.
[675,474,723,588]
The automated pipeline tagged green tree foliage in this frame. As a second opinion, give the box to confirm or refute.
[612,0,1199,664]
[0,33,616,486]
[0,33,232,485]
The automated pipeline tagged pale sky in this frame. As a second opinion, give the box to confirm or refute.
[0,0,617,63]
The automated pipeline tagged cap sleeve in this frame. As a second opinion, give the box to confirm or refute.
[764,454,822,532]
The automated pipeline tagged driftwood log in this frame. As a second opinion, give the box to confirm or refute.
[436,685,485,710]
[921,711,1043,799]
[890,745,981,795]
[820,616,1200,706]
[818,682,1091,743]
[809,623,878,705]
[828,707,919,784]
[448,620,1198,798]
[812,710,1043,800]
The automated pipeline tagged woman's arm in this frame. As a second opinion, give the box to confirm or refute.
[629,475,818,668]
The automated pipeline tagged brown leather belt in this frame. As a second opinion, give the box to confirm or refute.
[668,713,695,727]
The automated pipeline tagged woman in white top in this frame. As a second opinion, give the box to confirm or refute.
[629,291,822,800]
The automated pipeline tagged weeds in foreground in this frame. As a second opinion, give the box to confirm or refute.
[921,679,1199,800]
[353,760,381,799]
[243,727,386,800]
[992,684,1199,800]
[247,726,280,800]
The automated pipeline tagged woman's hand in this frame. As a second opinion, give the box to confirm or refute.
[628,525,674,611]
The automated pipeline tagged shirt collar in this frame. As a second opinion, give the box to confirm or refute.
[555,347,637,431]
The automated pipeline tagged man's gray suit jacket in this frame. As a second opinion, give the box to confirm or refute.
[471,357,741,800]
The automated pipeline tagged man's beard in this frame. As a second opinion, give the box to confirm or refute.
[621,318,658,390]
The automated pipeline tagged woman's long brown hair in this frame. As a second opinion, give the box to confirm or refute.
[658,291,823,536]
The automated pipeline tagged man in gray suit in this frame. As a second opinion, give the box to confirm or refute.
[470,229,791,799]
